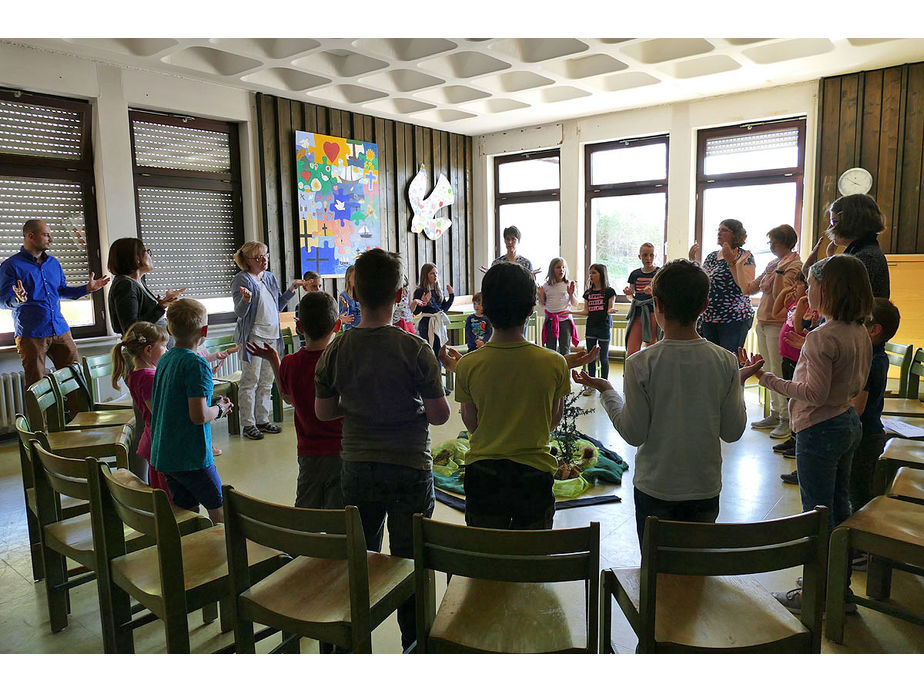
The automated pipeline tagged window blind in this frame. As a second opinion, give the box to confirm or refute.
[136,187,239,299]
[705,127,799,158]
[132,120,231,173]
[0,98,83,160]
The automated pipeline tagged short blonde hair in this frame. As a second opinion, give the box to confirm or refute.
[166,298,208,342]
[234,241,268,270]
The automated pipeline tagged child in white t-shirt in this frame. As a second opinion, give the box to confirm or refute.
[537,256,578,355]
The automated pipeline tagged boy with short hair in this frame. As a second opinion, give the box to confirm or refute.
[623,242,661,357]
[150,298,233,524]
[575,259,755,544]
[453,262,571,530]
[247,291,343,508]
[849,297,901,515]
[301,270,321,292]
[315,248,449,650]
[464,292,492,351]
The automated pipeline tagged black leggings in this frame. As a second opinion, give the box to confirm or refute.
[585,337,610,379]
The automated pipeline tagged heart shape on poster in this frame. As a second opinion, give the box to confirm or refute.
[323,141,341,163]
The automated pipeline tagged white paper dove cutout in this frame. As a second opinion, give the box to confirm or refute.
[408,166,454,240]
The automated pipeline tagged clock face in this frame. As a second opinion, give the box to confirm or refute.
[838,167,873,195]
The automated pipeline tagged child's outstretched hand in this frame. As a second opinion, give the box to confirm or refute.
[439,344,463,373]
[567,280,576,296]
[737,348,766,384]
[623,284,634,297]
[339,312,354,324]
[572,369,613,393]
[564,345,600,370]
[246,341,276,361]
[784,331,806,350]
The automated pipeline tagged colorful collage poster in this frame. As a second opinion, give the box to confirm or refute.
[295,131,381,278]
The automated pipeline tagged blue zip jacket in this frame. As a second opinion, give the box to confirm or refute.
[231,269,295,363]
[0,248,88,337]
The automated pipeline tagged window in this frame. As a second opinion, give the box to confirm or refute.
[129,110,244,320]
[0,89,104,344]
[585,136,668,297]
[695,119,806,279]
[494,149,560,273]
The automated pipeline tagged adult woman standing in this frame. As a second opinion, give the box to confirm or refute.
[107,238,185,337]
[479,225,542,276]
[107,237,185,480]
[803,194,890,298]
[231,241,303,440]
[689,218,756,353]
[742,224,803,438]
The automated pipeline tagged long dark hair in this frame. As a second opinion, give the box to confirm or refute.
[417,263,441,301]
[588,263,610,291]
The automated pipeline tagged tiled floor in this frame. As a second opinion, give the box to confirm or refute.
[1,368,922,654]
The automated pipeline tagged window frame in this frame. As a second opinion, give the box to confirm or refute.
[693,118,807,257]
[493,147,561,261]
[584,134,669,302]
[0,88,105,346]
[128,109,245,325]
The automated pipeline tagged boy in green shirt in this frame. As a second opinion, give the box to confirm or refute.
[451,262,572,529]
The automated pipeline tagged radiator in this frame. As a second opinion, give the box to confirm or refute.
[0,370,26,433]
[213,348,243,378]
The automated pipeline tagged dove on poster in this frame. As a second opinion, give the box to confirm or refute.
[408,166,454,240]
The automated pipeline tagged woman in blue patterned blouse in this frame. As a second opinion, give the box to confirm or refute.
[688,219,756,353]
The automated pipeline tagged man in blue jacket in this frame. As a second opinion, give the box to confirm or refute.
[0,219,109,388]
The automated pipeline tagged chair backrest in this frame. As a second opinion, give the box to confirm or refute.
[638,507,829,652]
[48,364,94,414]
[413,516,600,652]
[24,376,64,432]
[280,327,297,355]
[203,335,236,353]
[82,354,116,406]
[15,414,48,492]
[908,348,924,400]
[222,485,370,628]
[29,440,94,529]
[885,342,914,398]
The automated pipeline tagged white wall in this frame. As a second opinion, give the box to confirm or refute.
[475,81,820,284]
[0,42,257,374]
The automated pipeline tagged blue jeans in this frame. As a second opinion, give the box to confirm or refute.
[795,409,862,528]
[701,316,753,353]
[341,460,434,650]
[585,325,611,379]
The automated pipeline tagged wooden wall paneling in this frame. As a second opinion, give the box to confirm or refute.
[878,67,904,253]
[328,108,342,140]
[816,77,842,242]
[375,117,391,252]
[898,63,924,254]
[275,100,296,283]
[837,74,860,181]
[449,133,462,292]
[859,70,882,190]
[465,137,474,293]
[433,128,449,290]
[285,100,303,281]
[395,122,412,277]
[256,95,278,262]
[404,124,418,278]
[413,125,428,272]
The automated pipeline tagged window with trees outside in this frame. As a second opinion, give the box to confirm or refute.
[585,136,668,299]
[695,118,806,279]
[0,88,104,345]
[494,149,560,273]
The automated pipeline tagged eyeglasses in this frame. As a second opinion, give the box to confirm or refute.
[249,253,269,260]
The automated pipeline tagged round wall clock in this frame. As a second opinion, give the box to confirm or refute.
[837,167,873,195]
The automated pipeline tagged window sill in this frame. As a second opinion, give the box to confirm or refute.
[0,323,236,355]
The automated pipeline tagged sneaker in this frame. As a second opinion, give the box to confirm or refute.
[769,421,792,439]
[782,448,796,460]
[780,470,799,484]
[257,422,282,434]
[773,587,803,614]
[242,425,264,440]
[751,414,779,430]
[772,438,795,454]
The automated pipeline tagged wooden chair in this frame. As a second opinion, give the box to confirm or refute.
[96,465,283,653]
[29,440,203,650]
[873,438,924,496]
[14,414,89,581]
[888,467,924,505]
[884,341,914,398]
[18,407,131,476]
[882,348,924,418]
[602,509,829,653]
[203,335,243,435]
[826,496,924,644]
[413,516,600,653]
[222,486,415,653]
[48,365,136,431]
[82,354,133,411]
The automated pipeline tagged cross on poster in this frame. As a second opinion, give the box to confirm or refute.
[295,131,381,278]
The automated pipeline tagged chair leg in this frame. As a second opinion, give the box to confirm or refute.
[202,601,218,624]
[866,555,893,600]
[825,528,851,645]
[164,610,191,653]
[25,507,45,581]
[219,595,233,633]
[42,547,69,633]
[601,577,614,654]
[234,616,256,654]
[98,577,134,654]
[281,632,300,653]
[271,384,283,423]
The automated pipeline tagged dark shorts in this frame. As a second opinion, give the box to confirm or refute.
[163,465,223,511]
[464,459,555,530]
[633,488,719,546]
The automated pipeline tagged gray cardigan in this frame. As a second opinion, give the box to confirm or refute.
[231,269,295,363]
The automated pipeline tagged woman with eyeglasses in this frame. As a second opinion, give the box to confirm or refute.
[802,194,890,299]
[231,241,305,440]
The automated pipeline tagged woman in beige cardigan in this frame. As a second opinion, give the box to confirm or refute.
[743,224,803,439]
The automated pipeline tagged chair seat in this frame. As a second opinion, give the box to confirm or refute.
[889,467,924,503]
[241,552,413,630]
[215,372,242,386]
[46,427,131,457]
[843,496,924,549]
[881,399,924,418]
[610,568,808,651]
[881,438,924,464]
[26,488,88,517]
[111,526,279,604]
[66,410,135,430]
[429,576,588,653]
